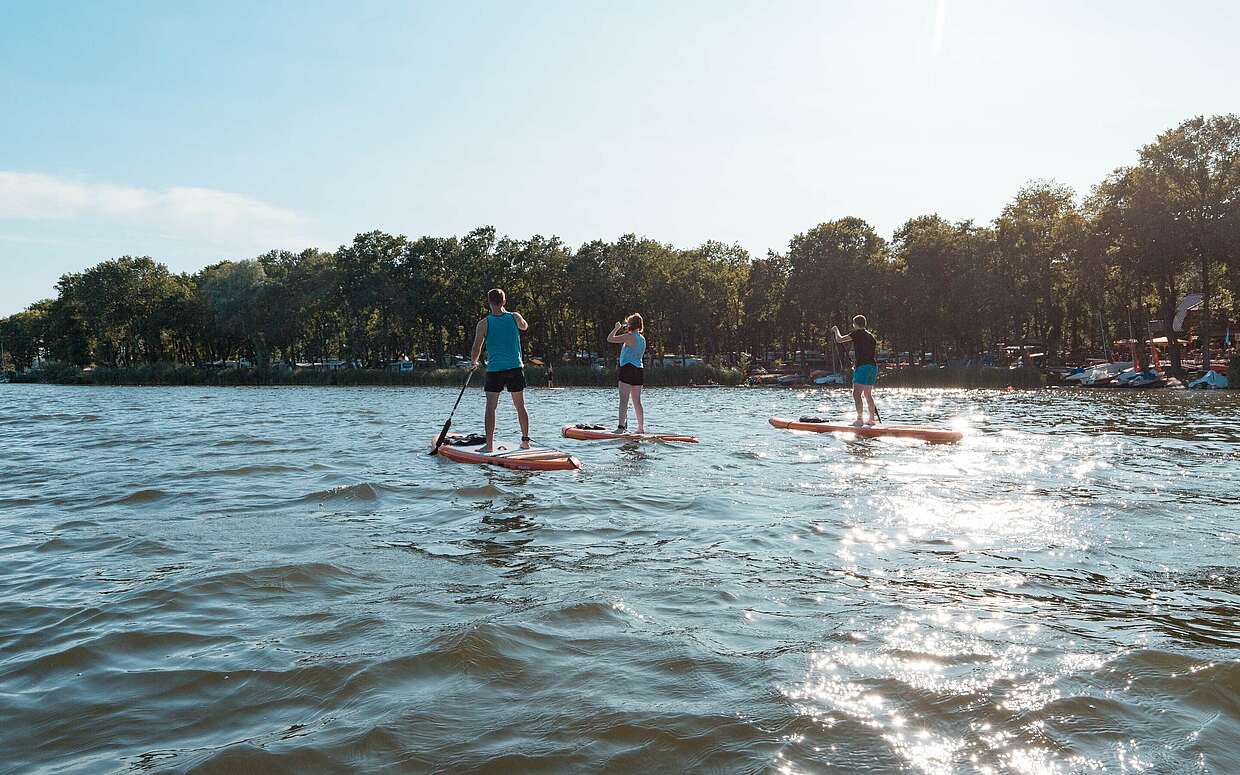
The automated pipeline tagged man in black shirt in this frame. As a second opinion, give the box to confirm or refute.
[832,315,879,426]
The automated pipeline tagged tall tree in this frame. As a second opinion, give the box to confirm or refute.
[1088,165,1192,374]
[202,260,268,366]
[995,182,1086,360]
[1138,114,1240,367]
[785,217,888,358]
[742,252,788,362]
[335,231,409,365]
[891,215,1001,360]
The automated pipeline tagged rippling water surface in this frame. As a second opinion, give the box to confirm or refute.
[2,384,1238,773]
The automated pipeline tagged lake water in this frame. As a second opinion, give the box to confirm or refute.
[1,384,1238,773]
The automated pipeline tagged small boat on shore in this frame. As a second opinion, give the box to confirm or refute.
[1065,361,1132,386]
[811,372,846,386]
[1124,370,1166,389]
[1188,371,1229,390]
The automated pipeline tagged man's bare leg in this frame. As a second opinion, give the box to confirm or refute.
[852,385,864,426]
[483,391,500,452]
[511,390,530,448]
[863,386,878,425]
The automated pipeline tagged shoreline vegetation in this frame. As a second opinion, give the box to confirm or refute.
[2,115,1237,390]
[9,362,1060,389]
[14,363,747,388]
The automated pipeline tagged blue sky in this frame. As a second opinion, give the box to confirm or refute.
[2,0,1237,315]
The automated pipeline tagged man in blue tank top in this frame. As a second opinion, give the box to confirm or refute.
[470,288,531,451]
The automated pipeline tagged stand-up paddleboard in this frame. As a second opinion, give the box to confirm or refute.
[433,432,582,470]
[562,424,698,443]
[769,417,963,444]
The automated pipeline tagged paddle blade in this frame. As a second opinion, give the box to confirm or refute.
[430,419,452,455]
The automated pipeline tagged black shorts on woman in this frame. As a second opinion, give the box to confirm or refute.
[618,363,644,386]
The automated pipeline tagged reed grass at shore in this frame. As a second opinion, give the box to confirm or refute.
[14,362,747,388]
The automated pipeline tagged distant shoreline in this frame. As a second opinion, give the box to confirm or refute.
[9,363,744,389]
[6,364,1064,389]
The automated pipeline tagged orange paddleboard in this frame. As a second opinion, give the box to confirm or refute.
[768,417,963,444]
[433,433,582,470]
[561,424,698,443]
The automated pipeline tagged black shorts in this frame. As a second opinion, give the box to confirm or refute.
[485,367,526,393]
[618,363,644,386]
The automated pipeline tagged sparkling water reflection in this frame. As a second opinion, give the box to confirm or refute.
[0,384,1237,773]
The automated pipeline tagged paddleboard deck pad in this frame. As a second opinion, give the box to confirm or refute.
[562,424,698,443]
[768,416,963,443]
[433,432,582,470]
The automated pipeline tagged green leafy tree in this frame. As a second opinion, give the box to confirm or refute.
[57,256,181,365]
[995,182,1087,358]
[890,216,1002,361]
[742,252,788,362]
[785,217,888,359]
[335,231,412,365]
[1138,114,1240,366]
[0,304,49,370]
[202,260,268,366]
[1087,165,1192,373]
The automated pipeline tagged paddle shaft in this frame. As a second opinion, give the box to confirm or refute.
[431,368,474,454]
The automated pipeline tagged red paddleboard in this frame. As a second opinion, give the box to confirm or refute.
[561,425,698,443]
[768,417,963,444]
[433,433,582,470]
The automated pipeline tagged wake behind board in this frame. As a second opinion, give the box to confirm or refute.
[768,417,963,444]
[562,424,698,443]
[433,432,582,470]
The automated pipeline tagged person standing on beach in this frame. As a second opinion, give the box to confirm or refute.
[470,288,530,451]
[832,315,879,426]
[607,313,646,433]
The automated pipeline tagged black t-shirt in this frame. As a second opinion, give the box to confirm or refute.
[851,328,877,366]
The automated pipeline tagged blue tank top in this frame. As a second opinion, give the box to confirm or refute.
[620,331,645,368]
[485,312,522,372]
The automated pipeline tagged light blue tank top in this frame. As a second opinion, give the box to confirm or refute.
[620,331,645,368]
[485,312,522,372]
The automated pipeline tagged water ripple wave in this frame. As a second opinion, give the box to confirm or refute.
[0,384,1237,773]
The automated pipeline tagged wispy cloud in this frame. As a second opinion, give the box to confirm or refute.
[0,171,313,250]
[930,0,948,57]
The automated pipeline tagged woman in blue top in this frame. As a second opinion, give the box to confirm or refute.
[607,313,646,433]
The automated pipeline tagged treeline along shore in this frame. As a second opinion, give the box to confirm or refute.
[13,361,1048,389]
[2,115,1239,389]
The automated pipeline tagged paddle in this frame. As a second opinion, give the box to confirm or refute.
[431,367,475,455]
